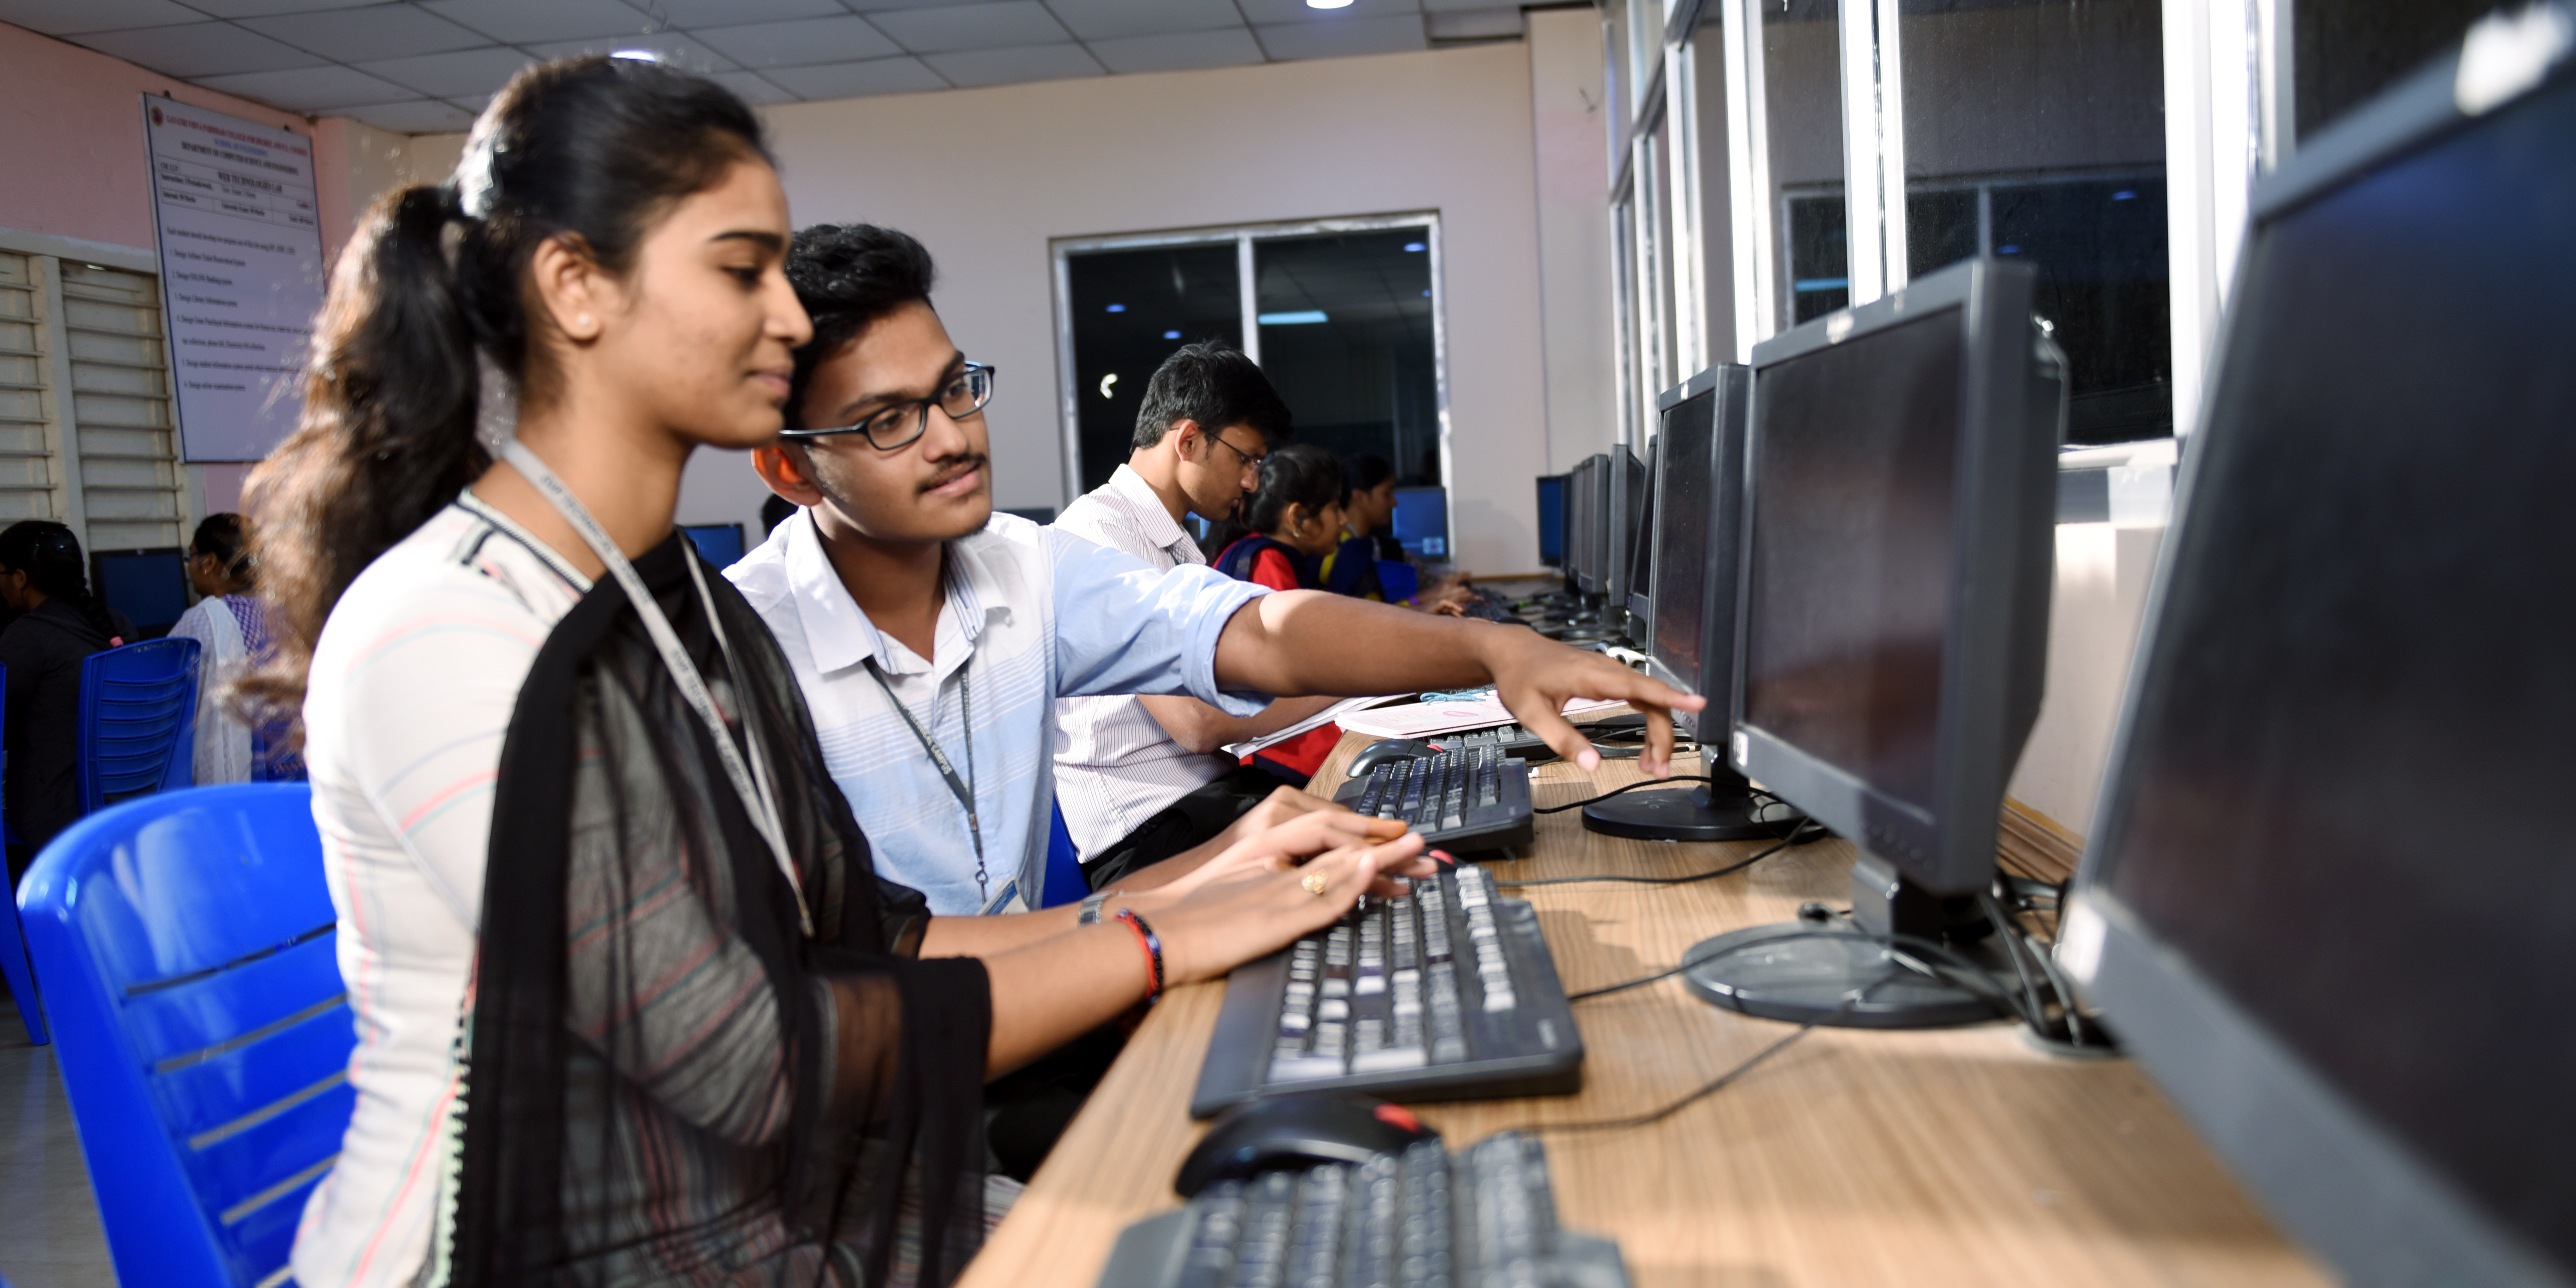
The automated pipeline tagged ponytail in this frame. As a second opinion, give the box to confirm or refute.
[240,56,769,727]
[0,520,118,643]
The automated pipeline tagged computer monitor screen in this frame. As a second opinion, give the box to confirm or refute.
[1622,442,1657,624]
[1646,367,1746,741]
[2069,51,2576,1283]
[1535,474,1566,568]
[1569,454,1608,593]
[92,548,189,638]
[680,522,745,567]
[1389,486,1449,558]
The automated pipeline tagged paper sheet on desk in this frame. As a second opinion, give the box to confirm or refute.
[1339,694,1628,741]
[1220,694,1412,759]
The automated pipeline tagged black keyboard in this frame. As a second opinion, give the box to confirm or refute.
[1427,723,1557,764]
[1331,747,1535,853]
[1190,866,1582,1117]
[1095,1133,1631,1288]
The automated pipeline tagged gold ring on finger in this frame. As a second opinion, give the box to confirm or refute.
[1301,872,1329,897]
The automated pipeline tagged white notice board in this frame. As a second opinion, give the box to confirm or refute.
[142,95,327,463]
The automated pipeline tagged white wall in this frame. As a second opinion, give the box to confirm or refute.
[1527,8,1619,478]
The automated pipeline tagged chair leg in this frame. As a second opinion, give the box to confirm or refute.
[2,895,48,1046]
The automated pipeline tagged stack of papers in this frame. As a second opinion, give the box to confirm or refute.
[1221,695,1411,759]
[1338,694,1628,741]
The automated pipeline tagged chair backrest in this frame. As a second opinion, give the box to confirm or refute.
[1375,560,1420,605]
[16,784,352,1288]
[1042,801,1086,908]
[77,637,202,813]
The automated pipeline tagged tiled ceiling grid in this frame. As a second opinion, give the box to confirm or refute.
[0,0,1534,134]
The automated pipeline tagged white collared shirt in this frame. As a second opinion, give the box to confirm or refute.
[1050,465,1244,859]
[725,507,1270,915]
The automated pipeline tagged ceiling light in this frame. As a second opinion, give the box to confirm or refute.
[1308,0,1356,8]
[1099,373,1119,398]
[1997,244,2021,254]
[1105,303,1126,313]
[1258,310,1328,325]
[1163,330,1181,340]
[1403,242,1425,252]
[2112,190,2137,200]
[611,48,663,62]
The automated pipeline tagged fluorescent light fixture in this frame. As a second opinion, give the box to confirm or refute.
[1308,0,1355,8]
[2112,190,2137,200]
[1099,373,1118,398]
[611,48,664,62]
[1420,289,1430,297]
[1258,310,1328,325]
[1105,303,1126,312]
[1403,242,1425,252]
[1997,244,2021,254]
[1163,330,1181,339]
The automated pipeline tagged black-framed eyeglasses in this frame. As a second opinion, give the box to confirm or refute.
[784,363,995,450]
[1206,429,1266,470]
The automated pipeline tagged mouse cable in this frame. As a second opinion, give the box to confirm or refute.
[1532,774,1716,814]
[1497,818,1828,890]
[1520,975,1896,1137]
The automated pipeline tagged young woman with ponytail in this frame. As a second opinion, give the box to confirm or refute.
[253,57,1427,1288]
[0,520,134,877]
[167,513,298,784]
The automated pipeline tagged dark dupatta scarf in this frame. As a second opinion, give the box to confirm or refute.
[442,534,991,1286]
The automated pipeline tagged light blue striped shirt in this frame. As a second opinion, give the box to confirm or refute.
[726,510,1271,915]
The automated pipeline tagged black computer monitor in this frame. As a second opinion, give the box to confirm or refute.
[1620,440,1658,636]
[1683,255,2065,1029]
[91,547,190,639]
[680,522,745,567]
[1535,474,1567,569]
[2063,37,2576,1283]
[1581,365,1788,845]
[1568,453,1609,596]
[1389,486,1449,559]
[1601,447,1647,612]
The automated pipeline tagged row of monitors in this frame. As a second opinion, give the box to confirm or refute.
[1559,42,2572,1285]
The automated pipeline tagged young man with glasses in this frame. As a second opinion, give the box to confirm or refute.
[733,223,1698,920]
[1052,344,1351,891]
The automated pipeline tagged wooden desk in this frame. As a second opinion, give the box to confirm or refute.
[964,736,2326,1288]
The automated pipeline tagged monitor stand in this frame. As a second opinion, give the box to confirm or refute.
[1679,852,2004,1028]
[1580,765,1792,841]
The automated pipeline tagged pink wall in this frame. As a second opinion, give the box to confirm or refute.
[0,21,350,259]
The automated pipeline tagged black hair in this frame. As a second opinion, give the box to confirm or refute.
[0,520,116,641]
[190,513,253,586]
[1346,453,1395,493]
[1130,342,1293,452]
[781,223,938,429]
[1207,443,1348,552]
[244,56,769,713]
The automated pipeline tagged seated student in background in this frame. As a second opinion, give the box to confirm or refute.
[0,520,133,879]
[167,514,299,784]
[1333,452,1473,613]
[1207,444,1369,781]
[735,223,1695,912]
[1052,343,1350,890]
[254,59,1434,1286]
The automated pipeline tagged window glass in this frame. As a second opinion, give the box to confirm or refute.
[1612,192,1643,445]
[1640,113,1679,400]
[1691,20,1737,362]
[1603,8,1633,157]
[1764,0,1848,329]
[1898,0,2171,442]
[2294,0,2491,141]
[1065,244,1241,494]
[1253,231,1442,486]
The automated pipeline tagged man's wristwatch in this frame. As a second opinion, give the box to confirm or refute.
[1078,889,1117,925]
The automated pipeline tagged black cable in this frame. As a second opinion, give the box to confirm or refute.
[1532,775,1716,814]
[1497,819,1825,889]
[1524,975,1895,1136]
[1977,888,2054,1038]
[1566,924,2024,1023]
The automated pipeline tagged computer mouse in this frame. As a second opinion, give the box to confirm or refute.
[1346,737,1440,778]
[1175,1094,1440,1196]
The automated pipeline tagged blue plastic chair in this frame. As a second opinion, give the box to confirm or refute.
[1042,801,1087,908]
[2,664,48,1046]
[17,784,351,1288]
[1375,560,1420,604]
[76,637,201,815]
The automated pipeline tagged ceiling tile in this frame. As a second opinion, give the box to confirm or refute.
[919,42,1103,88]
[1234,0,1419,24]
[1086,27,1264,74]
[352,46,533,97]
[417,0,652,43]
[338,98,483,133]
[183,0,401,15]
[865,2,1070,55]
[1043,0,1240,42]
[756,54,950,98]
[1253,13,1425,58]
[695,16,900,69]
[194,63,414,110]
[703,69,799,105]
[1424,6,1519,38]
[0,0,202,35]
[238,5,492,61]
[72,21,329,77]
[648,0,845,23]
[521,31,742,72]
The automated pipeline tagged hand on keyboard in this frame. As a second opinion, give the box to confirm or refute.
[1141,832,1428,989]
[1171,808,1426,898]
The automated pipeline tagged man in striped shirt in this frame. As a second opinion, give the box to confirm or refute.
[1053,344,1348,890]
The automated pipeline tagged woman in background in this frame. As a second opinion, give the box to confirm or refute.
[1211,445,1354,781]
[0,520,132,877]
[167,513,298,784]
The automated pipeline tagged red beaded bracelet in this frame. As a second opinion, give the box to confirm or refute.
[1113,909,1164,1005]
